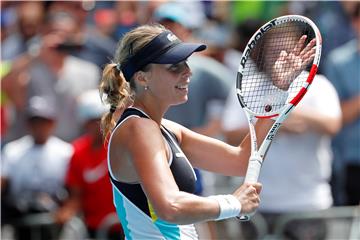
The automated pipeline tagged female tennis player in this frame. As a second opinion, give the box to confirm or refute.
[99,24,273,239]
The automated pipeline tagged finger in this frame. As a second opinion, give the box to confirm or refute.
[245,185,257,195]
[252,183,262,194]
[305,52,315,64]
[300,38,316,57]
[301,48,316,67]
[277,50,288,64]
[301,53,315,69]
[292,35,307,56]
[252,197,260,205]
[252,197,260,207]
[302,47,316,60]
[302,38,316,53]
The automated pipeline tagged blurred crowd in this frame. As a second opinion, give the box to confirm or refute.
[1,1,359,240]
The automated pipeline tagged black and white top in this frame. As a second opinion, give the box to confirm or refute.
[108,107,198,240]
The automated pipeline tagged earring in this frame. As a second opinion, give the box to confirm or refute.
[144,86,148,90]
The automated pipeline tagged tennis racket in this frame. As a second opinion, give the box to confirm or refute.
[236,15,322,221]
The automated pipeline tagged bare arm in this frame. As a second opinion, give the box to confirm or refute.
[1,55,34,110]
[1,33,66,110]
[281,107,341,136]
[110,118,261,224]
[340,95,360,126]
[163,118,274,176]
[53,186,81,224]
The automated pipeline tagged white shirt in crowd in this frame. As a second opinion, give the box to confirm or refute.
[1,136,73,210]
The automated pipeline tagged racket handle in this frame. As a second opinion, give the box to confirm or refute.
[238,156,262,221]
[244,156,262,183]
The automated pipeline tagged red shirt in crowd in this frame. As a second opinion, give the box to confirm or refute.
[66,134,115,229]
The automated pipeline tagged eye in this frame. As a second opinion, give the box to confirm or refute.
[168,64,180,72]
[166,61,188,74]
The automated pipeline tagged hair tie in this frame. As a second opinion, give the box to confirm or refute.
[116,63,121,72]
[110,105,117,113]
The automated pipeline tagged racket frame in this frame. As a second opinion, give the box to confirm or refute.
[236,15,322,221]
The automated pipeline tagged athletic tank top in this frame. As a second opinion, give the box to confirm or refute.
[108,107,198,240]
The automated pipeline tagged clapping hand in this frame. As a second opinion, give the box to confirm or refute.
[272,35,316,90]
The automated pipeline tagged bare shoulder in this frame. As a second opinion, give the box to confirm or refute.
[109,117,167,182]
[112,117,163,148]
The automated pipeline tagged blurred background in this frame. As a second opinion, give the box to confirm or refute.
[1,1,359,240]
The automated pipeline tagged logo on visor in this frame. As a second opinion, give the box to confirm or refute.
[167,33,178,42]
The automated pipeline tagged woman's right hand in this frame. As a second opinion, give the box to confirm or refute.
[233,182,262,215]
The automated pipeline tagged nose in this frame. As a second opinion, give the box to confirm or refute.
[183,62,192,78]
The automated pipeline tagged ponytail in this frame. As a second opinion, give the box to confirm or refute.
[99,63,133,140]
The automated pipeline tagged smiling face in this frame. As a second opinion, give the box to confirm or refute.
[140,60,192,107]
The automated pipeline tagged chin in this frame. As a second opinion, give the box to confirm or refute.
[171,97,188,106]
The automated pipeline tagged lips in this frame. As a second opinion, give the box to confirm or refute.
[175,79,190,90]
[175,84,188,90]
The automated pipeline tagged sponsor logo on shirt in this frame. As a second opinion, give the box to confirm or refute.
[83,161,107,183]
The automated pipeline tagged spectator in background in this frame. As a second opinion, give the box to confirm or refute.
[1,2,45,138]
[0,1,17,42]
[55,90,123,240]
[93,7,118,41]
[1,1,45,60]
[45,1,117,69]
[112,1,140,40]
[136,1,167,26]
[223,72,341,239]
[324,2,360,206]
[3,11,100,143]
[197,21,237,69]
[1,96,73,240]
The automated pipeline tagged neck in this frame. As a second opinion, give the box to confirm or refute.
[132,98,168,125]
[33,138,48,145]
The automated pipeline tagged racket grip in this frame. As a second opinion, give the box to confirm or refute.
[244,156,262,183]
[238,156,262,222]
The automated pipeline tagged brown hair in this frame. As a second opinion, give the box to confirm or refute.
[99,24,166,139]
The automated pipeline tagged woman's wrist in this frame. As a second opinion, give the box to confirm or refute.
[208,194,241,221]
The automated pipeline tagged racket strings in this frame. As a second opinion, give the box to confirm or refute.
[241,21,315,115]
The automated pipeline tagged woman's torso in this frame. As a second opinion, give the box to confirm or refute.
[108,107,199,240]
